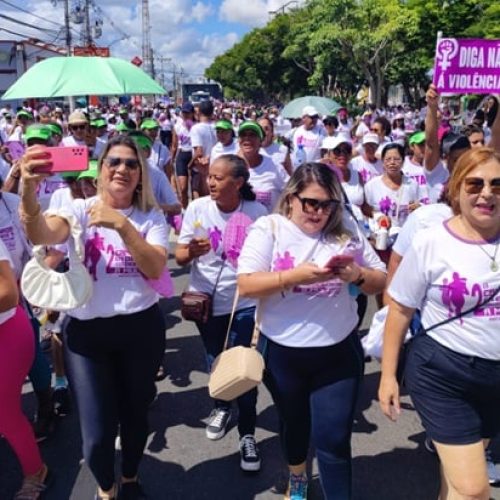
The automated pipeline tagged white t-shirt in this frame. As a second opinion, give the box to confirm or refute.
[64,196,169,320]
[392,203,452,256]
[364,175,420,227]
[351,155,383,183]
[150,140,170,170]
[292,125,326,162]
[389,222,500,360]
[190,122,216,157]
[47,186,74,212]
[423,160,449,203]
[238,213,386,347]
[174,119,192,152]
[342,165,364,207]
[0,238,16,325]
[146,165,178,207]
[210,140,239,165]
[178,196,267,316]
[261,142,288,172]
[248,155,288,213]
[402,157,432,204]
[36,175,67,211]
[62,135,86,147]
[0,193,29,279]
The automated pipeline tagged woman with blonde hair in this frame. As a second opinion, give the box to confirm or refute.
[19,135,169,500]
[379,147,500,500]
[238,163,386,499]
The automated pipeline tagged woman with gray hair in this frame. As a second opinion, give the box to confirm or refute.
[19,135,169,500]
[238,163,386,500]
[175,154,267,471]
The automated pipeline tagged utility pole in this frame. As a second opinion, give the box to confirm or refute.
[141,0,153,77]
[84,0,91,46]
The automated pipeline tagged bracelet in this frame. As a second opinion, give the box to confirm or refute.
[352,268,365,287]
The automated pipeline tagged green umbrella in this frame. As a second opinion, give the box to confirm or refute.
[281,96,341,119]
[1,56,166,100]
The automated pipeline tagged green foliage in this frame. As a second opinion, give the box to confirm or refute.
[204,0,500,105]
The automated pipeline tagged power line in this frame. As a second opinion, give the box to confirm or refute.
[0,0,64,28]
[0,13,60,33]
[0,24,60,45]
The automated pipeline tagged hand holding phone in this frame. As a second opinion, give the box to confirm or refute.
[33,146,89,174]
[324,254,354,271]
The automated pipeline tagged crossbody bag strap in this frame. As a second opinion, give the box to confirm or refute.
[424,284,500,334]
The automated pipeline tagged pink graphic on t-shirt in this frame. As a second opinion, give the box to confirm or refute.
[255,191,272,210]
[0,226,16,252]
[105,244,139,276]
[379,196,392,215]
[222,212,253,268]
[273,251,295,271]
[84,233,105,281]
[441,272,469,324]
[358,168,369,183]
[208,226,222,252]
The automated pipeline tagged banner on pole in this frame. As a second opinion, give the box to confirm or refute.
[433,38,500,94]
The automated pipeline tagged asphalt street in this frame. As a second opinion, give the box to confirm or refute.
[2,251,500,500]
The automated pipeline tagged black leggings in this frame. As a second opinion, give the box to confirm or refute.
[63,305,165,490]
[260,332,364,500]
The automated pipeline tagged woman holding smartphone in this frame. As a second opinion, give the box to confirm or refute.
[238,163,386,500]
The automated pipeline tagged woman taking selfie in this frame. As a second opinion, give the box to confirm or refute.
[19,135,169,500]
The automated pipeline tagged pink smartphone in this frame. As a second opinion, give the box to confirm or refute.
[34,146,89,174]
[325,254,354,269]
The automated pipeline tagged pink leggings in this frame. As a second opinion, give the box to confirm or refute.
[0,305,42,475]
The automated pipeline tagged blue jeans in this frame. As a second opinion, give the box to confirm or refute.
[196,306,257,437]
[259,332,364,500]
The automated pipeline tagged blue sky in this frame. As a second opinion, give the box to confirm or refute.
[0,0,306,88]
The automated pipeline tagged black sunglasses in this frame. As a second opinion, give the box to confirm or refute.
[463,177,500,195]
[332,145,352,156]
[104,156,140,170]
[70,124,87,131]
[295,194,340,214]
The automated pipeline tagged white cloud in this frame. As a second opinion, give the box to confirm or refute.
[219,0,306,26]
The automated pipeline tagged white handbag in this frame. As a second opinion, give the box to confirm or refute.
[21,212,93,311]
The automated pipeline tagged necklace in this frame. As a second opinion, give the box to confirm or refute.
[477,241,500,272]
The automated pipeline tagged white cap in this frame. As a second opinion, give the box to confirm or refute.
[321,135,352,150]
[362,133,380,145]
[302,105,319,117]
[394,113,405,120]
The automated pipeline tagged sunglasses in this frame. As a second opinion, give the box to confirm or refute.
[463,177,500,195]
[70,124,87,131]
[104,156,140,170]
[295,194,340,214]
[332,145,352,156]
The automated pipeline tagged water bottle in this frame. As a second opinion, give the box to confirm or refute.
[193,221,211,263]
[375,226,389,251]
[295,144,306,169]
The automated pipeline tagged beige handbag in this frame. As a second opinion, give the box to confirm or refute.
[208,292,264,402]
[21,211,93,311]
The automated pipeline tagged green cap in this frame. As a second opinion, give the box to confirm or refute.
[116,121,131,132]
[91,118,107,128]
[17,110,33,120]
[238,121,264,140]
[77,160,99,180]
[47,123,63,136]
[129,132,153,150]
[24,124,51,143]
[140,118,159,130]
[409,131,425,145]
[119,107,128,114]
[215,120,233,131]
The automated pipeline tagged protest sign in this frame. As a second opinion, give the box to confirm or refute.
[433,38,500,94]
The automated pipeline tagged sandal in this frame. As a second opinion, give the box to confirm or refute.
[15,466,52,500]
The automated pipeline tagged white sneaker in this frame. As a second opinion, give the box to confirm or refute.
[205,409,230,440]
[486,449,500,485]
[239,435,261,472]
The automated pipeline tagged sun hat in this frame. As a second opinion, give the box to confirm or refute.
[68,110,88,125]
[321,135,352,150]
[77,160,99,180]
[362,133,380,145]
[24,124,51,143]
[238,121,264,140]
[140,118,159,130]
[409,131,425,145]
[302,106,319,117]
[215,120,233,131]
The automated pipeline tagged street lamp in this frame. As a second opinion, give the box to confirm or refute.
[268,0,298,16]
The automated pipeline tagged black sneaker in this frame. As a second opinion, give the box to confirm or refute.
[205,408,231,440]
[33,407,56,443]
[53,387,71,417]
[239,435,261,472]
[118,481,146,500]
